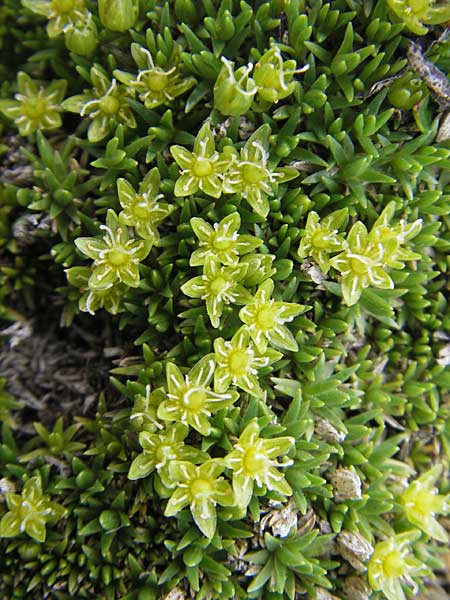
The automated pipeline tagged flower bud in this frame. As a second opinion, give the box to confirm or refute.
[254,46,305,104]
[214,57,257,116]
[98,0,138,32]
[64,13,98,56]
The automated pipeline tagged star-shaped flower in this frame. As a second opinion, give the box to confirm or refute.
[75,210,151,290]
[368,531,428,600]
[62,65,136,142]
[170,122,234,198]
[22,0,87,38]
[0,72,66,136]
[400,465,450,542]
[181,257,251,328]
[222,124,297,217]
[128,423,207,487]
[224,419,294,510]
[330,221,393,306]
[165,459,234,539]
[213,328,281,397]
[117,168,174,242]
[114,45,196,110]
[0,476,66,543]
[239,279,305,352]
[189,213,262,267]
[297,209,348,273]
[157,357,239,435]
[386,0,450,35]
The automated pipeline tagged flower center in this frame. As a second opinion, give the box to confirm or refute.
[190,478,213,497]
[242,163,265,184]
[183,387,207,411]
[193,157,213,177]
[156,443,175,464]
[212,235,232,251]
[99,95,120,115]
[350,256,369,275]
[144,70,169,92]
[243,448,267,475]
[383,550,406,579]
[23,98,48,119]
[209,276,229,296]
[108,248,129,266]
[228,349,250,375]
[312,231,331,250]
[131,199,150,220]
[256,306,276,329]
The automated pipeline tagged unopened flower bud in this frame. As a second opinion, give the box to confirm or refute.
[98,0,138,32]
[214,57,257,116]
[65,13,98,56]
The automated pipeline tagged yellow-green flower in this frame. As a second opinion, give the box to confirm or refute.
[0,72,66,136]
[253,45,304,104]
[170,122,234,198]
[117,168,174,242]
[62,65,136,143]
[224,419,294,510]
[190,213,262,267]
[368,531,428,600]
[222,124,298,217]
[330,221,394,306]
[386,0,450,35]
[214,56,257,116]
[157,357,239,435]
[165,459,234,539]
[75,210,151,290]
[0,476,66,543]
[368,202,422,269]
[114,45,196,110]
[239,279,305,352]
[128,423,207,487]
[66,266,125,315]
[297,209,348,273]
[22,0,87,38]
[213,328,282,396]
[181,257,250,328]
[400,465,450,542]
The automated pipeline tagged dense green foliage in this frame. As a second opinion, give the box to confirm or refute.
[0,1,450,599]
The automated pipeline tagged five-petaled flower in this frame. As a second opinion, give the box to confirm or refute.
[224,419,294,510]
[165,459,234,539]
[222,124,298,217]
[297,209,348,273]
[239,279,305,352]
[22,0,87,38]
[117,168,174,242]
[62,65,136,142]
[330,221,394,306]
[128,423,207,486]
[0,72,66,136]
[386,0,450,35]
[0,476,66,543]
[213,328,281,396]
[189,213,262,267]
[75,209,151,290]
[170,122,234,198]
[400,465,450,542]
[368,531,428,600]
[181,257,251,328]
[114,45,196,109]
[157,357,239,435]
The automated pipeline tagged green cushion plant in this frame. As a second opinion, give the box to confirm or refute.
[0,0,449,599]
